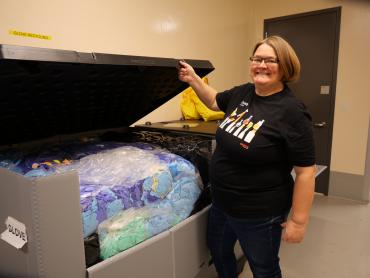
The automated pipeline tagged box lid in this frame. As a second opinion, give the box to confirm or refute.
[0,44,214,145]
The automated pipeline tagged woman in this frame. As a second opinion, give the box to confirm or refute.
[178,36,316,278]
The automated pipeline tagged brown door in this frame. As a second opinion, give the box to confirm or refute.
[264,7,341,194]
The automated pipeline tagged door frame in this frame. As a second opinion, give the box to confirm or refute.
[264,7,341,195]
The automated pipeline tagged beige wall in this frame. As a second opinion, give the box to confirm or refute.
[0,0,369,182]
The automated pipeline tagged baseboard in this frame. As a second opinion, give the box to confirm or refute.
[329,171,368,202]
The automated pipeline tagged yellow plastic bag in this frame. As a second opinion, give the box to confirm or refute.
[180,77,225,122]
[180,86,201,120]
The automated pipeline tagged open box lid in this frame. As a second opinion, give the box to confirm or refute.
[0,44,214,146]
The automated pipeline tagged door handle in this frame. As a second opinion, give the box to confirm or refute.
[313,121,326,127]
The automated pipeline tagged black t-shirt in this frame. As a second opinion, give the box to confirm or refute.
[211,83,315,218]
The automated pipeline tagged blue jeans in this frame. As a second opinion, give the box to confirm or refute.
[207,205,287,278]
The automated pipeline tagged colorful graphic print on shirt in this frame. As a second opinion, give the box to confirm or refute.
[218,103,264,150]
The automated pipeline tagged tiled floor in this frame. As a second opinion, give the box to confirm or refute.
[199,194,370,278]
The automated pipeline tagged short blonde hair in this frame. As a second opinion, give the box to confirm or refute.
[252,36,301,83]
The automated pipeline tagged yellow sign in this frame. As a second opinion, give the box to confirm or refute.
[9,30,52,40]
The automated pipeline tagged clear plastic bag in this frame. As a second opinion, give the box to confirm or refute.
[56,146,167,187]
[98,206,181,259]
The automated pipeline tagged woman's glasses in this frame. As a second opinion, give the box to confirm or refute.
[249,56,279,65]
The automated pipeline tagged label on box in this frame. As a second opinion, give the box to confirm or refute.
[1,216,28,249]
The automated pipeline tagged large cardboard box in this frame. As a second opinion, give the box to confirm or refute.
[0,44,215,278]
